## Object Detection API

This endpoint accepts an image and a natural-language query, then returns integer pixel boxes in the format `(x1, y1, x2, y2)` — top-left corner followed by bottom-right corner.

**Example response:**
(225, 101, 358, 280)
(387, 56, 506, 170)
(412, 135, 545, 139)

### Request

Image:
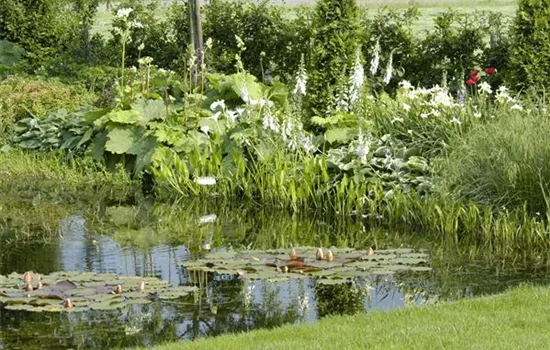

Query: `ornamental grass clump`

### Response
(440, 105, 550, 215)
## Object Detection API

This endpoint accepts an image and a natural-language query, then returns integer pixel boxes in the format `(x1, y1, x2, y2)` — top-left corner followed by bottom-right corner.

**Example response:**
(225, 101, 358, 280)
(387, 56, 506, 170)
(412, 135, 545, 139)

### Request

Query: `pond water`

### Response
(2, 194, 550, 349)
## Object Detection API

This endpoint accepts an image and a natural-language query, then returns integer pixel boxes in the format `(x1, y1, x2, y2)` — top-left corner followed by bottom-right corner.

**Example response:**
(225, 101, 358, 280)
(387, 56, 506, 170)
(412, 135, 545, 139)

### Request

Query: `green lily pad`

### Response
(182, 247, 431, 284)
(0, 271, 198, 312)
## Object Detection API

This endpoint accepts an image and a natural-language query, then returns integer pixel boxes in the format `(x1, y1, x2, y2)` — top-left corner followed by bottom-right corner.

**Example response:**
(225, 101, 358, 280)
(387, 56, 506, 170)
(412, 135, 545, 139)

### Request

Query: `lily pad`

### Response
(0, 271, 198, 312)
(182, 247, 431, 285)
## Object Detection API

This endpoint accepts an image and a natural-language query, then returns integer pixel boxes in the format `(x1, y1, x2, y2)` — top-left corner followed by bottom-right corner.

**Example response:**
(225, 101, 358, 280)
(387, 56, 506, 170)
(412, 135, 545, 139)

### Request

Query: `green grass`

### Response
(0, 149, 137, 201)
(131, 284, 550, 350)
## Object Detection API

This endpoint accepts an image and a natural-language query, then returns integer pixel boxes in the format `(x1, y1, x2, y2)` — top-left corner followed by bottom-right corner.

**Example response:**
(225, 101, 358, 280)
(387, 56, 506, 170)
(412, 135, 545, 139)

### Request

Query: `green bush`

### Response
(0, 0, 75, 68)
(202, 0, 311, 81)
(361, 7, 419, 92)
(0, 75, 97, 139)
(509, 0, 550, 92)
(440, 109, 550, 215)
(306, 0, 361, 129)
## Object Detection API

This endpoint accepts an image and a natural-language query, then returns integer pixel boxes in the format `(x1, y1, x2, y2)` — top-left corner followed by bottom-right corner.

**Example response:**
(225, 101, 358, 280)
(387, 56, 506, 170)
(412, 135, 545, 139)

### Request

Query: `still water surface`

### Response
(1, 196, 550, 349)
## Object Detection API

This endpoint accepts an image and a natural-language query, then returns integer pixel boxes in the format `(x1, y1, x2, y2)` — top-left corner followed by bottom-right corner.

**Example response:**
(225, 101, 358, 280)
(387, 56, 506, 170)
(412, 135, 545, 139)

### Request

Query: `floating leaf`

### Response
(0, 272, 198, 312)
(181, 247, 431, 284)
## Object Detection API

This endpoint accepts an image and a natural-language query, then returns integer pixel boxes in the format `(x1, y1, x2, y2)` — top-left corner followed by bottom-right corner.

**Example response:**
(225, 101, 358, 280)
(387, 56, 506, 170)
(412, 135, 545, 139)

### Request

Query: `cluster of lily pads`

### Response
(0, 271, 197, 312)
(182, 247, 431, 285)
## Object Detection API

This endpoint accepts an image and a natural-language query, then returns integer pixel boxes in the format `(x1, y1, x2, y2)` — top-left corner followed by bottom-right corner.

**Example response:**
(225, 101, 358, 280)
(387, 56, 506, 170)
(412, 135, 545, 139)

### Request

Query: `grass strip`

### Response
(132, 284, 550, 350)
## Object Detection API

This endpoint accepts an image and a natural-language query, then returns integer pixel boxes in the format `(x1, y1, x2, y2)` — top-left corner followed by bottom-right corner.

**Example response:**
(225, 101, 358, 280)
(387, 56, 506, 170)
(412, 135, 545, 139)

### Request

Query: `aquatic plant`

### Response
(0, 271, 197, 312)
(182, 247, 430, 285)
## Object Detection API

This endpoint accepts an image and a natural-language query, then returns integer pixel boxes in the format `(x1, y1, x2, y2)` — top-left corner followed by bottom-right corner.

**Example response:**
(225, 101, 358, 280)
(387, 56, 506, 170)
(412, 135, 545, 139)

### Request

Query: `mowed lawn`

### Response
(129, 284, 550, 350)
(93, 0, 519, 36)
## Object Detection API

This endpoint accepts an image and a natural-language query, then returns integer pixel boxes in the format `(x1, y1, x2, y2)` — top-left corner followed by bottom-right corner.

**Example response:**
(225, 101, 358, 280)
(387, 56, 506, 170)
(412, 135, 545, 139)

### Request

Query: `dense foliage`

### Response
(2, 0, 550, 251)
(510, 0, 550, 92)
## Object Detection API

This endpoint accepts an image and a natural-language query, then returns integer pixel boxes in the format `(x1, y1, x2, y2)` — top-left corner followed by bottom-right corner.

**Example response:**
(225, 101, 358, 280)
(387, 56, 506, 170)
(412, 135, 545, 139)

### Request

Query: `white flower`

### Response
(399, 80, 413, 91)
(370, 40, 380, 76)
(299, 132, 316, 153)
(293, 54, 308, 97)
(211, 111, 222, 121)
(199, 214, 217, 224)
(195, 176, 216, 186)
(451, 116, 461, 125)
(511, 104, 523, 111)
(210, 100, 226, 111)
(402, 103, 411, 112)
(138, 56, 153, 65)
(116, 8, 133, 19)
(227, 110, 239, 123)
(431, 109, 440, 117)
(420, 113, 429, 119)
(200, 125, 210, 134)
(236, 108, 245, 116)
(138, 43, 145, 51)
(130, 21, 143, 29)
(495, 85, 514, 104)
(474, 112, 482, 118)
(383, 51, 394, 85)
(478, 81, 493, 95)
(349, 48, 364, 105)
(262, 108, 280, 133)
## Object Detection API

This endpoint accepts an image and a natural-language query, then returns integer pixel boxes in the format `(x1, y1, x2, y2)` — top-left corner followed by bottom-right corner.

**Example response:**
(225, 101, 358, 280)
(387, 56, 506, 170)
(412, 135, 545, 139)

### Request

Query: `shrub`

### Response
(201, 0, 311, 81)
(306, 0, 361, 129)
(0, 0, 75, 68)
(440, 109, 550, 215)
(361, 7, 419, 92)
(0, 75, 97, 139)
(509, 0, 550, 92)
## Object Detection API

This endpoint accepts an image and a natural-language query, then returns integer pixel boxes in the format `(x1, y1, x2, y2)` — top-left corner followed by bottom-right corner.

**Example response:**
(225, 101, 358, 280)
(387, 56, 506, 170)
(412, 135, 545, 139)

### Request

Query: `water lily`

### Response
(316, 248, 324, 260)
(195, 177, 216, 186)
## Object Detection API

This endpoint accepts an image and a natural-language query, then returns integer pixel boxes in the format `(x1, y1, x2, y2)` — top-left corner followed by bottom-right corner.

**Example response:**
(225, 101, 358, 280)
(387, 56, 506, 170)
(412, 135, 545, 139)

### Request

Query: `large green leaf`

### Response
(105, 126, 144, 155)
(107, 110, 141, 125)
(325, 127, 354, 144)
(132, 99, 166, 125)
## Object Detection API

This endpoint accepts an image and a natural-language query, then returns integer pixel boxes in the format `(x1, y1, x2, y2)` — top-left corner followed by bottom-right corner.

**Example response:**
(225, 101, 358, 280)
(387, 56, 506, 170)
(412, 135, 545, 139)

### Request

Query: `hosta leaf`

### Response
(91, 131, 107, 161)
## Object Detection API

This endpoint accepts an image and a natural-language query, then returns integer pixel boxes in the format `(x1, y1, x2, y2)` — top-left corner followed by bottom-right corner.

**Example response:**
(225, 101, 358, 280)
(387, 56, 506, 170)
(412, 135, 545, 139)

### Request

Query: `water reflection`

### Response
(2, 197, 550, 349)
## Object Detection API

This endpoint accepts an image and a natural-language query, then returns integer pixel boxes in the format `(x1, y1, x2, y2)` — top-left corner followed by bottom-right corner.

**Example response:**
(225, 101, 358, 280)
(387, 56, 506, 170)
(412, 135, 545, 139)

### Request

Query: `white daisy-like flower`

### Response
(402, 103, 411, 112)
(451, 116, 461, 125)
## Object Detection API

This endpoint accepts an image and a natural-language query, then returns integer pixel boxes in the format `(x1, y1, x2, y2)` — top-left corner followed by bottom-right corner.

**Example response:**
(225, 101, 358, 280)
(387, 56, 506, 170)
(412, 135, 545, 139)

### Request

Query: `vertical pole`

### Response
(189, 0, 204, 84)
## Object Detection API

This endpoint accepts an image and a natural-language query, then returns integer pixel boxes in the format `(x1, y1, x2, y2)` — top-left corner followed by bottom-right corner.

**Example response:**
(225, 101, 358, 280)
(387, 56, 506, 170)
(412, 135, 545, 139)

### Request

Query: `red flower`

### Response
(485, 67, 497, 75)
(469, 69, 480, 78)
(466, 79, 476, 87)
(472, 75, 480, 83)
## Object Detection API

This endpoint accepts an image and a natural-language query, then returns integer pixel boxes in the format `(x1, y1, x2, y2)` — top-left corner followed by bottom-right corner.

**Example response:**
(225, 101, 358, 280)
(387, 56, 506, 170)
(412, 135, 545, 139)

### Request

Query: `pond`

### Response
(1, 194, 550, 349)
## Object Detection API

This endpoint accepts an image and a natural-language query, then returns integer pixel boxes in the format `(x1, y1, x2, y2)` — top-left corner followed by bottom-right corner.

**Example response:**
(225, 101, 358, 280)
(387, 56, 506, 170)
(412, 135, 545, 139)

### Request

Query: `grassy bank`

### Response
(131, 284, 550, 350)
(0, 149, 137, 201)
